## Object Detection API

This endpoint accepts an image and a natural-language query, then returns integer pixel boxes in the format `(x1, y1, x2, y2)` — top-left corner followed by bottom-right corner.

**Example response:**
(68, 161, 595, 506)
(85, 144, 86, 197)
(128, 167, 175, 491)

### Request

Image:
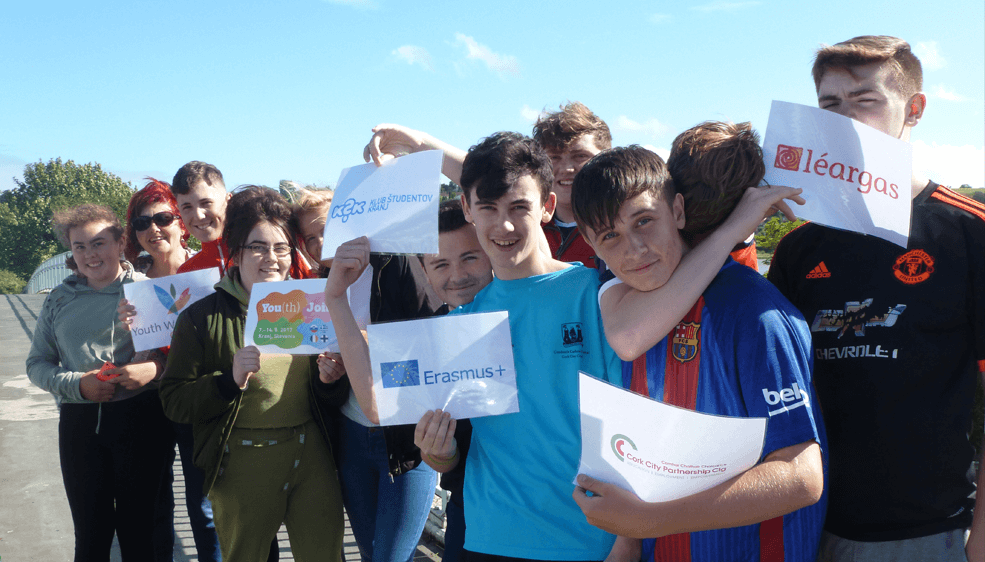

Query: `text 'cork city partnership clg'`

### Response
(610, 434, 728, 477)
(381, 359, 509, 389)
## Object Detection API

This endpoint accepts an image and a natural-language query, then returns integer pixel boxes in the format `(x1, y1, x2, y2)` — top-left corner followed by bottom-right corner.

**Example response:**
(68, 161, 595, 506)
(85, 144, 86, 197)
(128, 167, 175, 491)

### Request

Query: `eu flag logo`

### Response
(381, 360, 420, 388)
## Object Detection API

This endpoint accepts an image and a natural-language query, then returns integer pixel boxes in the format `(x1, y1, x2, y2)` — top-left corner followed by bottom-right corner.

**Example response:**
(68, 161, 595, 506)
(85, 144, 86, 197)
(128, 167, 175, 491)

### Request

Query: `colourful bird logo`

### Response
(155, 284, 192, 315)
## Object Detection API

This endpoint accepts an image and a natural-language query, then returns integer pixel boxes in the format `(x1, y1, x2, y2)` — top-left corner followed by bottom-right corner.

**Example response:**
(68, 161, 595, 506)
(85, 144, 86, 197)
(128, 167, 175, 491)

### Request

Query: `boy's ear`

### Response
(541, 192, 557, 224)
(460, 193, 473, 223)
(905, 92, 926, 127)
(673, 193, 686, 230)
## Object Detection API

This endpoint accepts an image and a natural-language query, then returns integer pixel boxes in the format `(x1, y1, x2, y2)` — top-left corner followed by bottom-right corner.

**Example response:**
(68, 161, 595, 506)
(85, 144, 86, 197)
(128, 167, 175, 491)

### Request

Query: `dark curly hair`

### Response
(460, 132, 553, 205)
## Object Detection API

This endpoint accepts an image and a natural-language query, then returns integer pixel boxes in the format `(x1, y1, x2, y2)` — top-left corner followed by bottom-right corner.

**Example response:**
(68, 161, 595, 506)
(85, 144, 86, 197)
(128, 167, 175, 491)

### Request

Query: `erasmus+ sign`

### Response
(369, 311, 519, 426)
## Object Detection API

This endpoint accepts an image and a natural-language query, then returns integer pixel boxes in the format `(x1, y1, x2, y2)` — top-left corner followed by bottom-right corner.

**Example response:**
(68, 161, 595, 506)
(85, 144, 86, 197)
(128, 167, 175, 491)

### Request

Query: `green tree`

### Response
(0, 158, 133, 280)
(755, 215, 805, 254)
(0, 269, 27, 294)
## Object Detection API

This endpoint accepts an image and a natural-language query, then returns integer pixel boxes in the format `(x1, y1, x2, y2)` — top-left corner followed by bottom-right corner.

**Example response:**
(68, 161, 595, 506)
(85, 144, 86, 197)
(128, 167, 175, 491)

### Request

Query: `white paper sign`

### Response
(321, 150, 442, 259)
(762, 100, 912, 247)
(124, 268, 221, 352)
(577, 372, 767, 502)
(368, 311, 518, 426)
(243, 268, 371, 355)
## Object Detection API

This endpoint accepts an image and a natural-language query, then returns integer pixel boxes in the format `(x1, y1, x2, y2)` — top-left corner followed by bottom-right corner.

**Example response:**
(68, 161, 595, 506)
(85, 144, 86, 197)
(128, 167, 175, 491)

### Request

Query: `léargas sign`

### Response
(762, 101, 913, 248)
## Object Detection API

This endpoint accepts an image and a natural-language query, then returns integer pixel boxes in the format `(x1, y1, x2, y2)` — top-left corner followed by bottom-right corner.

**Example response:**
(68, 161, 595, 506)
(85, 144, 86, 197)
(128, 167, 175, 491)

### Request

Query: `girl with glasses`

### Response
(161, 186, 347, 561)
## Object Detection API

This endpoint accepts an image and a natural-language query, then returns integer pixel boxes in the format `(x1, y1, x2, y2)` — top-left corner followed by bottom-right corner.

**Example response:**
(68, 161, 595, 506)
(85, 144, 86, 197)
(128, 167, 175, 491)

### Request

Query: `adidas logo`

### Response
(806, 262, 831, 279)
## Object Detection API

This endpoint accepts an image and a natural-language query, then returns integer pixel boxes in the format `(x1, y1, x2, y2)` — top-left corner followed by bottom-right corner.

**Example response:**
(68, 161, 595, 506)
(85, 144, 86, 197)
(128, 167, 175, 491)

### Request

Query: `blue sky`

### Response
(2, 0, 983, 193)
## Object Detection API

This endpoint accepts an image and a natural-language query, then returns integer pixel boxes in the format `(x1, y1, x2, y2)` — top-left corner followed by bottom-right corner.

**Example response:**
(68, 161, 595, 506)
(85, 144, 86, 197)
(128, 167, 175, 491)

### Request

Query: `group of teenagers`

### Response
(26, 34, 984, 562)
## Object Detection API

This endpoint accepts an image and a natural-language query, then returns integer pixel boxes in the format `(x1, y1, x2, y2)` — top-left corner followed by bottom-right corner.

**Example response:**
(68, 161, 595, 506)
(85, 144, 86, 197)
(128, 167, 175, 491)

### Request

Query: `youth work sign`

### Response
(368, 311, 518, 426)
(577, 373, 766, 502)
(244, 269, 371, 355)
(762, 100, 912, 247)
(321, 150, 441, 260)
(124, 268, 221, 352)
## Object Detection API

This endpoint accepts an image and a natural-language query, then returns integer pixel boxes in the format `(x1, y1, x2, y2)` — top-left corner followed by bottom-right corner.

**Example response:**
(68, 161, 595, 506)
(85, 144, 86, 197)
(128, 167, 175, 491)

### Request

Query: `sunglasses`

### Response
(131, 211, 177, 232)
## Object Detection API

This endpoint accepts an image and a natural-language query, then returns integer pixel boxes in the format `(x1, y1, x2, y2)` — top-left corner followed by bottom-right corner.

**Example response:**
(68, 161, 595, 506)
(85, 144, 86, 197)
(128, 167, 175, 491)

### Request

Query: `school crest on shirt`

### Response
(671, 321, 700, 363)
(561, 323, 584, 347)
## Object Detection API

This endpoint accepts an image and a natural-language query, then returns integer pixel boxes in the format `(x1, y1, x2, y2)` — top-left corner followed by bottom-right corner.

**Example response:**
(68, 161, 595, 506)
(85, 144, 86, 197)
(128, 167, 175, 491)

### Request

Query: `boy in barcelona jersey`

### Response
(570, 129, 826, 561)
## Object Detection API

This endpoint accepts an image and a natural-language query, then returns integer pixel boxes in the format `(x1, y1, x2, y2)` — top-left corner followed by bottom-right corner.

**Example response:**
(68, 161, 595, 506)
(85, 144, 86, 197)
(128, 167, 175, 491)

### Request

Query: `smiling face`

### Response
(545, 134, 604, 222)
(175, 180, 228, 243)
(422, 225, 494, 307)
(462, 174, 556, 281)
(583, 191, 687, 292)
(69, 220, 125, 290)
(297, 208, 328, 266)
(817, 62, 921, 141)
(236, 220, 293, 294)
(135, 201, 183, 260)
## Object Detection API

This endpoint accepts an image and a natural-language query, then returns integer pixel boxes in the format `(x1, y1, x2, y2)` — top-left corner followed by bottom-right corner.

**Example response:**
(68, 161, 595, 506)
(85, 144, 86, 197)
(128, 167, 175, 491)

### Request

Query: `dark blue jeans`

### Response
(173, 422, 222, 562)
(338, 415, 437, 562)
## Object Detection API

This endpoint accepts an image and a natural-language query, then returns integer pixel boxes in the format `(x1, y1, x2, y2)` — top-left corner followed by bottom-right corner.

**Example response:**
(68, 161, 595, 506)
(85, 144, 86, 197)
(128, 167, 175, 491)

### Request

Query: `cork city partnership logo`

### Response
(893, 249, 934, 285)
(382, 360, 421, 388)
(610, 434, 637, 462)
(331, 198, 366, 223)
(772, 144, 901, 199)
(773, 144, 804, 171)
(672, 321, 700, 363)
(562, 322, 584, 347)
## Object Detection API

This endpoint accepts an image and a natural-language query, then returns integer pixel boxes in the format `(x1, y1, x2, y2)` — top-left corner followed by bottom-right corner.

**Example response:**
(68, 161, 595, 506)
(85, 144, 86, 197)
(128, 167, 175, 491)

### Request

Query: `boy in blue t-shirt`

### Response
(569, 130, 826, 561)
(413, 132, 631, 562)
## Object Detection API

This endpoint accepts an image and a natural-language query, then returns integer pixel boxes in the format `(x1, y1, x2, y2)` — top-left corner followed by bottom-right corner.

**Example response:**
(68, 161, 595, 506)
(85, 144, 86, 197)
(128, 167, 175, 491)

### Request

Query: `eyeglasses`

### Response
(131, 212, 177, 232)
(243, 243, 293, 257)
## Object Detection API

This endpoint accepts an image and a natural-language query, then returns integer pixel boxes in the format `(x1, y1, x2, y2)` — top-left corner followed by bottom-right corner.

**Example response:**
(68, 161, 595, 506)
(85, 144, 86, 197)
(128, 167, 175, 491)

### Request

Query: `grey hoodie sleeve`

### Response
(26, 293, 87, 403)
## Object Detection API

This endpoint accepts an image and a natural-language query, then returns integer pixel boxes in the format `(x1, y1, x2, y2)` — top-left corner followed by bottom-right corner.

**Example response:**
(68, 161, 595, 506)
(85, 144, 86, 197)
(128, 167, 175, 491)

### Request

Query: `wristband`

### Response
(425, 448, 459, 468)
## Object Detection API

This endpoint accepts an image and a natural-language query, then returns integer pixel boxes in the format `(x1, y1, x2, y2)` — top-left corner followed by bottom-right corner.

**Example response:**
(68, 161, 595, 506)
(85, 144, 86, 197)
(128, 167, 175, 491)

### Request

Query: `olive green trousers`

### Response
(210, 420, 343, 562)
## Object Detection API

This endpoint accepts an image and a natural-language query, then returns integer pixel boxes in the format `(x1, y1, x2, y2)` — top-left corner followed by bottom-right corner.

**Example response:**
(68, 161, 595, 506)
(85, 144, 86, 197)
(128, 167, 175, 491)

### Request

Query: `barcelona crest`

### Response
(671, 322, 700, 363)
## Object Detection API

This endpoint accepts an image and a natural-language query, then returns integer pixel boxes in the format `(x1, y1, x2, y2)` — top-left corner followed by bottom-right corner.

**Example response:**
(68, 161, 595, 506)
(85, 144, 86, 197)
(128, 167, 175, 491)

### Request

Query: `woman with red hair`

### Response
(123, 179, 223, 561)
(124, 178, 193, 277)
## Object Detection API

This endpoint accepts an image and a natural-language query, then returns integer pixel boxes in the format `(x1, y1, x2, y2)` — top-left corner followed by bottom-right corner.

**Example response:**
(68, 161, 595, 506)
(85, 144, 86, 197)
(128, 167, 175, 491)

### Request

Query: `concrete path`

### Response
(0, 293, 442, 561)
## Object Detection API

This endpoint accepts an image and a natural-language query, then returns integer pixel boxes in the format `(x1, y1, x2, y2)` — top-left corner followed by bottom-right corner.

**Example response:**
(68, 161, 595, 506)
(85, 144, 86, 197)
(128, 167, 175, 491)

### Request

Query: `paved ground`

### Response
(0, 293, 443, 561)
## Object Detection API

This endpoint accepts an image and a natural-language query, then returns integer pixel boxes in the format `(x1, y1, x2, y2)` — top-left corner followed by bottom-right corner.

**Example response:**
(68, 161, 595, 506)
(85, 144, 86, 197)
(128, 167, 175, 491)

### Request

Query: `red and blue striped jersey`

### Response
(602, 259, 828, 561)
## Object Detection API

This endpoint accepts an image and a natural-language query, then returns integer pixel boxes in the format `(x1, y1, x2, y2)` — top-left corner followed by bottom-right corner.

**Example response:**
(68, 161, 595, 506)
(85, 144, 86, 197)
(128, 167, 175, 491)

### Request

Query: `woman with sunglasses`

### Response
(122, 179, 226, 562)
(27, 203, 175, 561)
(123, 178, 193, 277)
(160, 186, 347, 561)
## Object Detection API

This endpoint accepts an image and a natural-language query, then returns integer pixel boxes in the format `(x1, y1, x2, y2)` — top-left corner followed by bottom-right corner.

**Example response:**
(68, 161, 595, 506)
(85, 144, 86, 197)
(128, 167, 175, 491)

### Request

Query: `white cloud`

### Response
(690, 1, 760, 13)
(454, 33, 520, 79)
(650, 13, 672, 23)
(642, 145, 671, 160)
(520, 104, 544, 123)
(914, 41, 945, 71)
(392, 45, 434, 72)
(912, 140, 984, 188)
(928, 84, 969, 102)
(320, 0, 376, 8)
(614, 115, 671, 139)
